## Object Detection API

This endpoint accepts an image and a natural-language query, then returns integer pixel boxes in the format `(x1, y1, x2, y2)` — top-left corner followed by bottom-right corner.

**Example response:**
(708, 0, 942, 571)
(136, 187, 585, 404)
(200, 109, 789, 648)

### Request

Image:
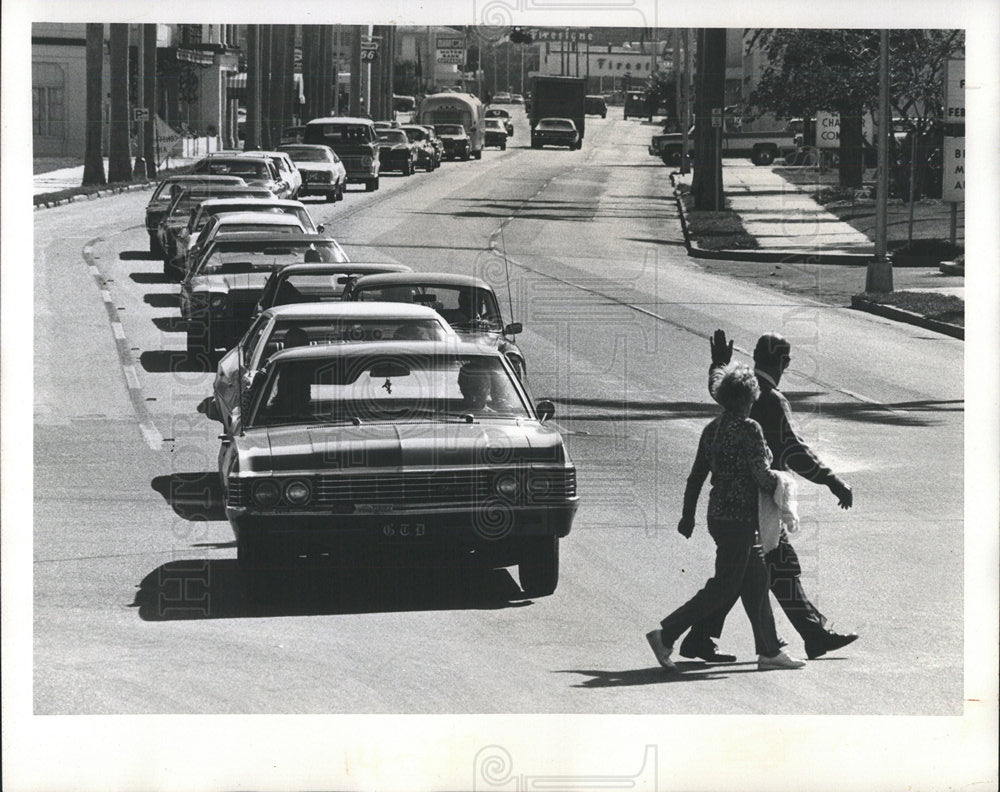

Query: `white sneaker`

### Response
(646, 630, 678, 671)
(758, 650, 806, 670)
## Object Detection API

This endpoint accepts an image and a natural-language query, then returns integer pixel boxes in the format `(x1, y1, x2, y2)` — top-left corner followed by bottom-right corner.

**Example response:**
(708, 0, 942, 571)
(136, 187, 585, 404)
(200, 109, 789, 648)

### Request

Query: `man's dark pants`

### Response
(692, 532, 828, 644)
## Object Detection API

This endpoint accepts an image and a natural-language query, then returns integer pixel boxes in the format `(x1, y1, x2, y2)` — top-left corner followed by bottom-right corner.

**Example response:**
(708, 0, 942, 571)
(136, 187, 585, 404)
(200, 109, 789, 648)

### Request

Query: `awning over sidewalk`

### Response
(227, 72, 305, 104)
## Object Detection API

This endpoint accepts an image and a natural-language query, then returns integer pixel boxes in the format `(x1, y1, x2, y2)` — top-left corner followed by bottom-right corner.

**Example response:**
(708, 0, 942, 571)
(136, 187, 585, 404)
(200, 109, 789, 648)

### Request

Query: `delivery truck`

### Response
(529, 76, 586, 149)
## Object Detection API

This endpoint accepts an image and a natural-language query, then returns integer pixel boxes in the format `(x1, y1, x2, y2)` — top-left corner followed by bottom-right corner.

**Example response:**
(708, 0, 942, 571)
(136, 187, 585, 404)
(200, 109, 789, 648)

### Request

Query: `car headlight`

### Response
(496, 476, 519, 498)
(284, 479, 312, 505)
(209, 294, 227, 310)
(252, 479, 281, 507)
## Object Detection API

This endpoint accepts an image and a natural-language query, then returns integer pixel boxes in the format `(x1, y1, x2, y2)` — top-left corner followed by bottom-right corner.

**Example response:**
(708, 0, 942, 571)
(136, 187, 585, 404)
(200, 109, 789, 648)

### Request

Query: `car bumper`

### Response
(229, 501, 578, 557)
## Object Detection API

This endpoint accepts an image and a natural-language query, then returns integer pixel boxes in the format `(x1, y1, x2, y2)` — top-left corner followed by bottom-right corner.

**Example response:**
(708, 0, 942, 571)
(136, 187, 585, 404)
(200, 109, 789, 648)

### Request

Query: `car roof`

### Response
(267, 338, 498, 365)
(538, 117, 574, 123)
(178, 185, 272, 197)
(209, 232, 339, 246)
(161, 175, 245, 184)
(277, 143, 332, 150)
(351, 272, 491, 289)
(198, 197, 306, 208)
(306, 116, 376, 126)
(210, 212, 305, 225)
(261, 302, 452, 321)
(270, 262, 411, 277)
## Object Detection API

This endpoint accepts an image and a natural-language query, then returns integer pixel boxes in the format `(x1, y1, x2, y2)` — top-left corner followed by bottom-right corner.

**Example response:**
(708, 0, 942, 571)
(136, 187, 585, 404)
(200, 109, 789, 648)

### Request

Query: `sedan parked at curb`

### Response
(145, 175, 246, 256)
(376, 129, 419, 176)
(276, 144, 348, 202)
(192, 155, 291, 198)
(344, 272, 527, 382)
(209, 302, 454, 433)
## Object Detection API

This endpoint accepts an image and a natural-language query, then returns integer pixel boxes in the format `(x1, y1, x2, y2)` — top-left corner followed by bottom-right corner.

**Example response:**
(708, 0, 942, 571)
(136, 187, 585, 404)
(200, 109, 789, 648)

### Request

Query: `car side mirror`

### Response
(316, 224, 325, 233)
(504, 322, 522, 336)
(536, 399, 555, 422)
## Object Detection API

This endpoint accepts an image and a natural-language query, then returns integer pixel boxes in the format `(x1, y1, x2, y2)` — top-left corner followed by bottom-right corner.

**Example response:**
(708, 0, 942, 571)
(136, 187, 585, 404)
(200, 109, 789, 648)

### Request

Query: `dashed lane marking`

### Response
(83, 236, 164, 450)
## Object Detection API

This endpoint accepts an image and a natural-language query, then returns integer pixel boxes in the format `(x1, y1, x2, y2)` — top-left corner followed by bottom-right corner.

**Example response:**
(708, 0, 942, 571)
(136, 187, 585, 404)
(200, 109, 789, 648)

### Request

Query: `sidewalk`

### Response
(33, 157, 201, 198)
(672, 161, 963, 303)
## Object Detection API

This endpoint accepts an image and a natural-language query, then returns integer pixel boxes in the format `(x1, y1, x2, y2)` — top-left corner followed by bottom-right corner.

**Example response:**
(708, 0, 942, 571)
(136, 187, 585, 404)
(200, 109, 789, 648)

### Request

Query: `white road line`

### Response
(124, 365, 141, 390)
(139, 422, 164, 451)
(100, 289, 113, 303)
(111, 322, 126, 340)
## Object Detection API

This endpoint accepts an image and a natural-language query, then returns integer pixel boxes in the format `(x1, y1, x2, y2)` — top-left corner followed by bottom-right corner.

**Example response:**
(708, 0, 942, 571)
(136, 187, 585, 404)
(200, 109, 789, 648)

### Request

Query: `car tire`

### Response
(325, 189, 337, 202)
(601, 112, 606, 118)
(518, 537, 559, 597)
(500, 142, 506, 151)
(473, 150, 482, 160)
(531, 141, 541, 149)
(337, 183, 345, 201)
(462, 151, 471, 161)
(752, 147, 776, 166)
(237, 534, 278, 602)
(149, 232, 163, 257)
(366, 177, 379, 192)
(662, 149, 682, 167)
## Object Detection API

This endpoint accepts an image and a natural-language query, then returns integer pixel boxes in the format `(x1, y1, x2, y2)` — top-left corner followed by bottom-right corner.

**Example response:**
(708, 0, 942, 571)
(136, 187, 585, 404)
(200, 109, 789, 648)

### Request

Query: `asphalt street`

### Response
(29, 105, 964, 716)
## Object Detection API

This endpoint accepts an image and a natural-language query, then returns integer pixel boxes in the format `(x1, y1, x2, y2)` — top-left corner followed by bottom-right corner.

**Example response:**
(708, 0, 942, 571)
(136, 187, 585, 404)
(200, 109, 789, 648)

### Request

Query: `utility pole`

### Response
(867, 29, 894, 292)
(350, 26, 362, 116)
(246, 24, 261, 150)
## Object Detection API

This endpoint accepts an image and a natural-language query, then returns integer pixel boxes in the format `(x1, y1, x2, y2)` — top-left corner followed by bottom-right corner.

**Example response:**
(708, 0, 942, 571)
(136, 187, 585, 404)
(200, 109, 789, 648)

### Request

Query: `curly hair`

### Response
(715, 363, 760, 414)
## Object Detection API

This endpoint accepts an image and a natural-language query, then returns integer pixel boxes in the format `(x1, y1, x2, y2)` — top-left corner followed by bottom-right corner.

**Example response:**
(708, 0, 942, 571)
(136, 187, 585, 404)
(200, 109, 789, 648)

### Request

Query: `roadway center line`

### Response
(82, 236, 164, 450)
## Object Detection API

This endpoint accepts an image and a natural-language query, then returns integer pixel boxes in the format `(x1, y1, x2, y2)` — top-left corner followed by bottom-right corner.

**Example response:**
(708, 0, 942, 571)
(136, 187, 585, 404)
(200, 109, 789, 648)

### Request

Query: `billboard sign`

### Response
(944, 59, 965, 121)
(941, 137, 965, 202)
(816, 111, 840, 149)
(436, 48, 465, 64)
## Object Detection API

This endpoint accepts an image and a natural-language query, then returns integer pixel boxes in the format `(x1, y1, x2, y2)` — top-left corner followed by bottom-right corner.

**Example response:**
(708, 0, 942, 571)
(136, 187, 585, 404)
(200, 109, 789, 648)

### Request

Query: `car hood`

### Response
(296, 163, 337, 172)
(240, 421, 566, 473)
(438, 134, 468, 141)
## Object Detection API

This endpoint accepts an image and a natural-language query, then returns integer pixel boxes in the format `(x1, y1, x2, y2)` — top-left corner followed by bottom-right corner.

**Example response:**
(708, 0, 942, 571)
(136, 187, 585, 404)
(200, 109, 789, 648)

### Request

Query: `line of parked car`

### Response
(142, 146, 579, 602)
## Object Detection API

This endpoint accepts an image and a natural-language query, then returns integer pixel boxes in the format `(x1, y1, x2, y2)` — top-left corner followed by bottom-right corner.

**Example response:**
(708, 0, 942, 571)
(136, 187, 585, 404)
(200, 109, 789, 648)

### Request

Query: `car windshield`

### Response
(250, 352, 529, 427)
(401, 128, 426, 141)
(262, 267, 403, 307)
(167, 189, 263, 218)
(254, 318, 449, 365)
(377, 130, 409, 145)
(434, 124, 465, 136)
(538, 119, 574, 130)
(352, 284, 503, 331)
(151, 177, 244, 203)
(307, 123, 374, 143)
(486, 109, 509, 118)
(198, 204, 310, 229)
(281, 147, 334, 162)
(196, 241, 348, 276)
(194, 159, 272, 179)
(485, 120, 504, 129)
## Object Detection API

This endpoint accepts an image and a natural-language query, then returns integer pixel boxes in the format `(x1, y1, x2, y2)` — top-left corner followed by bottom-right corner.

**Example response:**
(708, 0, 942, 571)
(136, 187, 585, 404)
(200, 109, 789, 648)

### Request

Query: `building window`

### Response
(32, 62, 66, 137)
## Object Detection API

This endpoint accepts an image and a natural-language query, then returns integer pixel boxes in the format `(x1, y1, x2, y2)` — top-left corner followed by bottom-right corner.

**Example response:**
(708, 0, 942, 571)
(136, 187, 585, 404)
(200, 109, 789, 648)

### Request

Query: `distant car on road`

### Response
(585, 94, 608, 118)
(145, 175, 246, 256)
(219, 340, 577, 599)
(531, 118, 580, 150)
(485, 107, 514, 136)
(483, 118, 508, 150)
(433, 123, 471, 161)
(277, 144, 348, 202)
(192, 155, 291, 198)
(302, 117, 381, 192)
(492, 92, 512, 104)
(398, 125, 441, 171)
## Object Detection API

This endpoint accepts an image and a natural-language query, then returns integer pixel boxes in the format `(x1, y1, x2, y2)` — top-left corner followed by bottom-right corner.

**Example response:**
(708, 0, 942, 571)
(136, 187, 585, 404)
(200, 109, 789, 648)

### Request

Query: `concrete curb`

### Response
(850, 297, 964, 340)
(669, 172, 871, 265)
(34, 180, 154, 210)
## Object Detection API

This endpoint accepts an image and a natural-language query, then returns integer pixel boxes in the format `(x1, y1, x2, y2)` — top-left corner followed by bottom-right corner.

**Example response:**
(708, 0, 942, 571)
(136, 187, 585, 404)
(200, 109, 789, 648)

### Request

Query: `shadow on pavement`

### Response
(151, 316, 186, 333)
(151, 472, 226, 521)
(131, 271, 173, 285)
(143, 293, 180, 308)
(552, 395, 962, 428)
(120, 250, 159, 261)
(139, 349, 213, 374)
(555, 662, 761, 687)
(131, 556, 531, 620)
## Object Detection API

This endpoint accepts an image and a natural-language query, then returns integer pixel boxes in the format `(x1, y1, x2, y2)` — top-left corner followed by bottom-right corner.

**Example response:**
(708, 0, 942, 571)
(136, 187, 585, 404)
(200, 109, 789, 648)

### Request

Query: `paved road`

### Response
(29, 105, 963, 717)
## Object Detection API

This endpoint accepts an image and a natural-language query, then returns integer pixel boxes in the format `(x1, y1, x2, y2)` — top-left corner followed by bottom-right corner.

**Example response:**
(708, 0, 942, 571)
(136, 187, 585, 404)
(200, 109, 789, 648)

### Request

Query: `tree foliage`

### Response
(744, 29, 965, 189)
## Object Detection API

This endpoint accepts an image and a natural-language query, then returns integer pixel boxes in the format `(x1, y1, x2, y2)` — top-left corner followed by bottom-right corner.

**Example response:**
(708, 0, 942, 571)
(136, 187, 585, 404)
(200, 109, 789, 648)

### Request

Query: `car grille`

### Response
(227, 468, 576, 509)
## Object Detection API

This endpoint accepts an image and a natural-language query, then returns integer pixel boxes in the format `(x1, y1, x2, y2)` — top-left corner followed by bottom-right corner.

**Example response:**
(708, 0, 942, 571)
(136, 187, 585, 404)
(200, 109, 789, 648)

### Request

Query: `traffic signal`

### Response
(509, 27, 533, 44)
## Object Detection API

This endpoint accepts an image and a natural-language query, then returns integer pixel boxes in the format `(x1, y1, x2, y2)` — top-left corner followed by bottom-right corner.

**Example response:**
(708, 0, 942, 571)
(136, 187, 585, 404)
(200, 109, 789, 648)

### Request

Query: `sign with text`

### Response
(944, 59, 965, 121)
(133, 107, 150, 122)
(436, 48, 465, 64)
(816, 111, 840, 148)
(361, 49, 377, 63)
(941, 136, 965, 202)
(531, 29, 595, 42)
(436, 35, 464, 50)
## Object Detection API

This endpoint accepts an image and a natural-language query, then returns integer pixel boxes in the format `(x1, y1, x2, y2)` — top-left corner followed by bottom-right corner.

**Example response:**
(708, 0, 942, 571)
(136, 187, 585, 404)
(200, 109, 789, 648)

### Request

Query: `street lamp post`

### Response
(867, 28, 894, 292)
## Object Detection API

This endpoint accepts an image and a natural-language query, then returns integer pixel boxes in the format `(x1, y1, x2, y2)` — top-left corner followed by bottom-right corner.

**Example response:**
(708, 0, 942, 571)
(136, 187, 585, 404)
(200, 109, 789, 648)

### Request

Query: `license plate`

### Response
(379, 522, 428, 541)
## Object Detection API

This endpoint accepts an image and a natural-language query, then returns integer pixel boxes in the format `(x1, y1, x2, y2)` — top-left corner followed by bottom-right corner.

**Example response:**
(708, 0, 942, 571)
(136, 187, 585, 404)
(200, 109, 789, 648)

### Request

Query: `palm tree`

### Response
(82, 23, 106, 186)
(108, 23, 132, 183)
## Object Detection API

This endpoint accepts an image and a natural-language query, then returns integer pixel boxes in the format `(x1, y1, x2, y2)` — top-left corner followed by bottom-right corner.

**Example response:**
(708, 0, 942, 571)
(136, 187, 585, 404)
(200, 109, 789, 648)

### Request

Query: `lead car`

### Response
(220, 340, 579, 599)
